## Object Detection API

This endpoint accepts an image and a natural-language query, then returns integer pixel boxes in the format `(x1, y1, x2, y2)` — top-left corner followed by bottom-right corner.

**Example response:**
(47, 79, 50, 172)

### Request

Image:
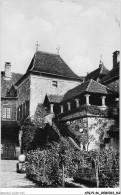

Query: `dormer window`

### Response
(52, 80, 58, 87)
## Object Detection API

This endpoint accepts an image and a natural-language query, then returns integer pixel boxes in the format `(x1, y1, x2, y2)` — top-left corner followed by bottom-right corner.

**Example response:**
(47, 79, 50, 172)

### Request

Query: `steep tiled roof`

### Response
(1, 72, 23, 97)
(26, 51, 81, 80)
(85, 65, 109, 82)
(46, 94, 64, 103)
(61, 79, 114, 102)
(100, 64, 119, 84)
(106, 82, 119, 93)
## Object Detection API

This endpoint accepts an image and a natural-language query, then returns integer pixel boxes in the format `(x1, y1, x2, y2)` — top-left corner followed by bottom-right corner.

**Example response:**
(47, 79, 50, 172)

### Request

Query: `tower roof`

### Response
(26, 51, 81, 81)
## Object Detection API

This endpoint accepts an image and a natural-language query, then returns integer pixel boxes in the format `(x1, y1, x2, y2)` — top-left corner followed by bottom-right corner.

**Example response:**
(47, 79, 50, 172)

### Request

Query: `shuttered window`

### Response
(17, 100, 30, 120)
(26, 100, 30, 117)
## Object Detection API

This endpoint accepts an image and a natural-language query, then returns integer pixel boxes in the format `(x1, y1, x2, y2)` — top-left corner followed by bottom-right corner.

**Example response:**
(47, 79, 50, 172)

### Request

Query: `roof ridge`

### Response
(36, 50, 58, 56)
(100, 64, 104, 74)
(86, 79, 93, 91)
(100, 64, 109, 74)
(93, 79, 107, 88)
(31, 53, 36, 71)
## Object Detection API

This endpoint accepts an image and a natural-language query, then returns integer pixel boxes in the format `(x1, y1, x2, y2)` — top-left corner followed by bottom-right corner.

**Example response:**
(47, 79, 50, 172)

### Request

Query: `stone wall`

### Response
(65, 118, 88, 150)
(110, 137, 119, 151)
(17, 76, 30, 106)
(62, 116, 114, 151)
(87, 117, 114, 151)
(30, 74, 80, 117)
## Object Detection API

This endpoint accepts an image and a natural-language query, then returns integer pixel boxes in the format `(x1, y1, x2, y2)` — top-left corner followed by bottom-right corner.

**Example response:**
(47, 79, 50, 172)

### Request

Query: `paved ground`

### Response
(1, 160, 39, 188)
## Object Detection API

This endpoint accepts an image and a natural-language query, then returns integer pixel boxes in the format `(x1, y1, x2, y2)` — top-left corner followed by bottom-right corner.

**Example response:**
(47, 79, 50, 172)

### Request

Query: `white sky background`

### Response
(0, 0, 120, 76)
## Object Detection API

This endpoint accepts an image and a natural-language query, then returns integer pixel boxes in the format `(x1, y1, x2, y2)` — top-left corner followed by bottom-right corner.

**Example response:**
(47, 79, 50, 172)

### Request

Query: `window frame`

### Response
(3, 107, 11, 119)
(52, 80, 58, 87)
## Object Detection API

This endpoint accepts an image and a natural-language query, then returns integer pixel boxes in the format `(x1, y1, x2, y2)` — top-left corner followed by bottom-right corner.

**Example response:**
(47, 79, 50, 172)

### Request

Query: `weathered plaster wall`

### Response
(65, 118, 88, 150)
(30, 75, 80, 117)
(63, 116, 115, 151)
(87, 117, 114, 151)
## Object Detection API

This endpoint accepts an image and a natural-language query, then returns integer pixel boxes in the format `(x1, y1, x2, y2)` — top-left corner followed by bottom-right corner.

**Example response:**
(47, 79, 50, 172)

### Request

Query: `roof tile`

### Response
(100, 64, 119, 84)
(85, 65, 109, 82)
(61, 79, 114, 102)
(26, 51, 81, 80)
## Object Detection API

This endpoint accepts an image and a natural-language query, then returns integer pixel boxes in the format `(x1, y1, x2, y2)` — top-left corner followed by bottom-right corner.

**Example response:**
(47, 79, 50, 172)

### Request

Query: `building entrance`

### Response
(1, 139, 17, 159)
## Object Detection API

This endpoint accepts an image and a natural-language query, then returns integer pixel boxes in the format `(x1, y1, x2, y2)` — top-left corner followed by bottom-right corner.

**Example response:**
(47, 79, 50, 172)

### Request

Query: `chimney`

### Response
(113, 51, 120, 69)
(5, 62, 11, 80)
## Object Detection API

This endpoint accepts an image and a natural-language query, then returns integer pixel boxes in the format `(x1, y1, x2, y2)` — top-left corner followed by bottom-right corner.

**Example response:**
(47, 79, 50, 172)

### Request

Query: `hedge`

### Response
(25, 140, 119, 187)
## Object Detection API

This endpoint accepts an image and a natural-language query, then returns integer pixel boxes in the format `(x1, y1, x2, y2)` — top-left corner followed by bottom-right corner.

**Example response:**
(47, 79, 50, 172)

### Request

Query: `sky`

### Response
(0, 0, 120, 76)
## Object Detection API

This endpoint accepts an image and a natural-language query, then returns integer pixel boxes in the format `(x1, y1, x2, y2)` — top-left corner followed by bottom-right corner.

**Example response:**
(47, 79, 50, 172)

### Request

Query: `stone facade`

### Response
(60, 116, 114, 151)
(87, 117, 114, 151)
(29, 74, 80, 117)
(65, 118, 88, 150)
(17, 76, 30, 106)
(110, 137, 119, 151)
(1, 50, 119, 157)
(16, 75, 80, 119)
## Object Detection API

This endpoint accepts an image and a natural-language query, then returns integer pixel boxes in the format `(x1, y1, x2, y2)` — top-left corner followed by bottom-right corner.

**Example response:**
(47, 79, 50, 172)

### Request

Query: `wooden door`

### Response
(1, 140, 16, 159)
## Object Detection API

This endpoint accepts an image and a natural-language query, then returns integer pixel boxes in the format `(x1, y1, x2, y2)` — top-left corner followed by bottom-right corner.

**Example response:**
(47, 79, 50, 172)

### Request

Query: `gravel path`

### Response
(1, 160, 39, 188)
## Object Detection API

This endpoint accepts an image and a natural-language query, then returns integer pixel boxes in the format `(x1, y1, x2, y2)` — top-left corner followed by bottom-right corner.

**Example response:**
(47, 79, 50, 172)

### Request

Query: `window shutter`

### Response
(23, 103, 25, 117)
(20, 105, 22, 119)
(11, 106, 16, 120)
(17, 107, 19, 120)
(26, 100, 30, 117)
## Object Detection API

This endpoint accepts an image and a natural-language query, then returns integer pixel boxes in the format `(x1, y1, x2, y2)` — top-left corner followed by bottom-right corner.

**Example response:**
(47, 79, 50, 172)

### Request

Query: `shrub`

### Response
(73, 149, 119, 188)
(26, 138, 81, 187)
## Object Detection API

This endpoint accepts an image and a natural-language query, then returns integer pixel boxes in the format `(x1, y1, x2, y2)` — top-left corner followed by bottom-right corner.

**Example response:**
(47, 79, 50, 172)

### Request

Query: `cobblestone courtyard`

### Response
(1, 160, 38, 188)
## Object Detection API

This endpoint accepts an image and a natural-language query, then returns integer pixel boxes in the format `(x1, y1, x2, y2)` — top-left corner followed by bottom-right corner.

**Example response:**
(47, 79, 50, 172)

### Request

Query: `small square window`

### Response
(52, 80, 58, 87)
(104, 138, 110, 144)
